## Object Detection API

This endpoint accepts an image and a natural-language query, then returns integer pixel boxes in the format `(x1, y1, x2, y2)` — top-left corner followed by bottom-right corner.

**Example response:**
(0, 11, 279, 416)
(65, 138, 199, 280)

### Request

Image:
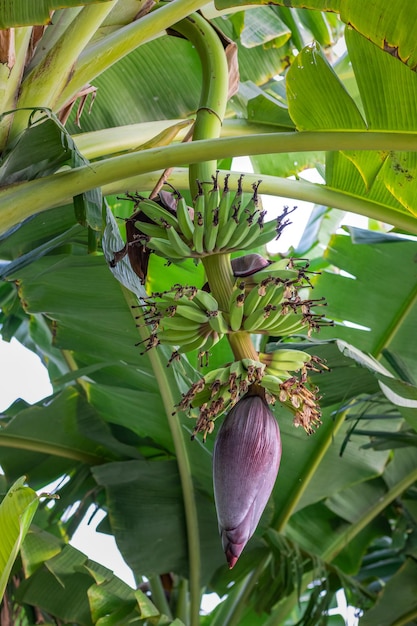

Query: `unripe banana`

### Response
(192, 186, 205, 254)
(158, 328, 200, 344)
(243, 307, 275, 332)
(208, 310, 229, 335)
(193, 212, 204, 255)
(134, 221, 168, 240)
(228, 282, 246, 332)
(261, 348, 312, 367)
(234, 221, 263, 251)
(249, 265, 299, 286)
(192, 289, 219, 313)
(259, 373, 285, 395)
(204, 175, 220, 253)
(253, 218, 281, 247)
(227, 182, 262, 250)
(176, 195, 194, 241)
(138, 198, 179, 229)
(214, 174, 244, 250)
(159, 315, 201, 332)
(175, 303, 209, 324)
(166, 225, 194, 258)
(264, 313, 307, 336)
(216, 175, 232, 240)
(192, 366, 232, 406)
(146, 237, 185, 260)
(178, 332, 210, 354)
(215, 216, 239, 251)
(242, 282, 267, 318)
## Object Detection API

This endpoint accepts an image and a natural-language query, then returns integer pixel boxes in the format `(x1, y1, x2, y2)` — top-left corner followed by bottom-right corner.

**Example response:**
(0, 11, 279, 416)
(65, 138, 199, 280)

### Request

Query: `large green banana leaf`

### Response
(0, 477, 40, 600)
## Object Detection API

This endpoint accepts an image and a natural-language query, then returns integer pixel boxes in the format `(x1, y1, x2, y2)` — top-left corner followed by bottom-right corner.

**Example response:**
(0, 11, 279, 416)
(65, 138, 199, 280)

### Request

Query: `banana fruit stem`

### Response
(228, 332, 260, 362)
(202, 253, 260, 362)
(202, 252, 234, 311)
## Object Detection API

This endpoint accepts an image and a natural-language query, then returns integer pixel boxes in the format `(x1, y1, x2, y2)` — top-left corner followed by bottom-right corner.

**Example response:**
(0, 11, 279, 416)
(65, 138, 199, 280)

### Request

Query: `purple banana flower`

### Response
(213, 393, 282, 568)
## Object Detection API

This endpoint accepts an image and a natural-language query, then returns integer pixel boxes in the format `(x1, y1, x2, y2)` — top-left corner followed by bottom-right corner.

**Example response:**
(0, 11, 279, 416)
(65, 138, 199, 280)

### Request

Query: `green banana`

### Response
(192, 186, 205, 254)
(134, 221, 168, 240)
(243, 307, 273, 333)
(215, 214, 239, 251)
(192, 289, 219, 313)
(214, 175, 244, 250)
(158, 328, 200, 344)
(201, 330, 221, 352)
(176, 195, 194, 241)
(228, 214, 254, 250)
(175, 303, 209, 324)
(193, 212, 205, 255)
(249, 263, 299, 285)
(241, 358, 265, 380)
(228, 282, 246, 332)
(166, 225, 194, 258)
(265, 313, 308, 336)
(252, 218, 281, 247)
(208, 310, 229, 335)
(242, 282, 267, 318)
(259, 373, 285, 396)
(203, 365, 231, 388)
(146, 237, 185, 260)
(216, 175, 232, 238)
(258, 280, 283, 310)
(228, 174, 244, 222)
(138, 198, 179, 229)
(261, 348, 312, 367)
(228, 359, 245, 377)
(228, 186, 261, 249)
(179, 333, 210, 352)
(234, 221, 263, 251)
(192, 365, 232, 406)
(179, 332, 212, 354)
(204, 176, 220, 253)
(159, 316, 201, 332)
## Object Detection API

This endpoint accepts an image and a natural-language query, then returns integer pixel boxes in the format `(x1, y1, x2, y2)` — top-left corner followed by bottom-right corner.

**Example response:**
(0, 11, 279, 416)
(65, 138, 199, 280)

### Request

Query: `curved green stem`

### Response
(172, 13, 229, 192)
(73, 119, 281, 161)
(57, 0, 211, 111)
(2, 132, 417, 234)
(121, 285, 201, 626)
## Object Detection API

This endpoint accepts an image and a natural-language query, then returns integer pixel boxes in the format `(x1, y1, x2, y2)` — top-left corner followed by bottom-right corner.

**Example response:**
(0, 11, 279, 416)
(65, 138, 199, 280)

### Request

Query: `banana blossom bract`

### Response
(213, 394, 281, 568)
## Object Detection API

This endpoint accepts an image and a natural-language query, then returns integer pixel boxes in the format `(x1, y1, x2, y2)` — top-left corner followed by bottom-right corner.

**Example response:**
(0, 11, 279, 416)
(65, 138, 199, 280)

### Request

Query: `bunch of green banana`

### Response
(260, 348, 312, 377)
(139, 286, 228, 355)
(225, 258, 329, 337)
(128, 175, 286, 262)
(211, 177, 282, 254)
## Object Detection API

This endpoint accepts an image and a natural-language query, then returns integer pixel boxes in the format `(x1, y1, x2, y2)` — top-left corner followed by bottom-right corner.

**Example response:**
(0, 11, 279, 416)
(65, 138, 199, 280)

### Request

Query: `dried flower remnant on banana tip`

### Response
(213, 392, 282, 569)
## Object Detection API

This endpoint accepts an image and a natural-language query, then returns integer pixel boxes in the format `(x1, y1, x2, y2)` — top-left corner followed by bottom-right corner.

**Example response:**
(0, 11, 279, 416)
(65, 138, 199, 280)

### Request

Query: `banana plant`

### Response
(1, 0, 417, 624)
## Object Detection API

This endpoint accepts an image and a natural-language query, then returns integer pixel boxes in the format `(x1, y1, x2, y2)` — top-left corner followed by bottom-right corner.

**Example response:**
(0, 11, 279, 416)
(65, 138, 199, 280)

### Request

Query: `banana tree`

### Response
(1, 0, 417, 624)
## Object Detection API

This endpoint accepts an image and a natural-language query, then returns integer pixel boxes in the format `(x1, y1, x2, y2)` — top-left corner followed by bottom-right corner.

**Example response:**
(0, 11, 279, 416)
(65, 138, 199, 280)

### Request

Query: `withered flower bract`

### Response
(213, 393, 281, 568)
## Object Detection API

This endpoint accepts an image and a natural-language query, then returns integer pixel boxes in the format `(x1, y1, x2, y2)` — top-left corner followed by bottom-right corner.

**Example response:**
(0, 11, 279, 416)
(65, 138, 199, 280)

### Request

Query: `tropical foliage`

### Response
(0, 0, 417, 625)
